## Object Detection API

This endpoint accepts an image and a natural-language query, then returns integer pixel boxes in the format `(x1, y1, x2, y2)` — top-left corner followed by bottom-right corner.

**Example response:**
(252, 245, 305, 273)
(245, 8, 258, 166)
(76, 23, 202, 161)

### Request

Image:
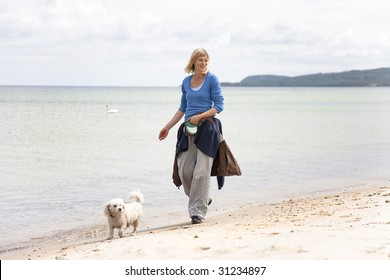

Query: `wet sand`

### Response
(2, 185, 390, 260)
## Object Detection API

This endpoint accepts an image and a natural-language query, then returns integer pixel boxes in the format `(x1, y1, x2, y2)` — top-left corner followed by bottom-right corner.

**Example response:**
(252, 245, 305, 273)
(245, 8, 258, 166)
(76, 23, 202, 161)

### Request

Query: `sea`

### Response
(1, 86, 390, 255)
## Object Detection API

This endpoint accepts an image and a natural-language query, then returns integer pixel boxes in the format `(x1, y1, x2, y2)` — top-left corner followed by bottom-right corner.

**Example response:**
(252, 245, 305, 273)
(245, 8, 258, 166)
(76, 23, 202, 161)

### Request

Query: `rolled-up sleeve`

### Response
(179, 84, 187, 113)
(211, 75, 224, 113)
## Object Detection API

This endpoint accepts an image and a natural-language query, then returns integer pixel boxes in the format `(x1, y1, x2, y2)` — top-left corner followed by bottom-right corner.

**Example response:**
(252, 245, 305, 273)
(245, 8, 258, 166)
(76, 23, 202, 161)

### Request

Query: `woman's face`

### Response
(194, 55, 208, 73)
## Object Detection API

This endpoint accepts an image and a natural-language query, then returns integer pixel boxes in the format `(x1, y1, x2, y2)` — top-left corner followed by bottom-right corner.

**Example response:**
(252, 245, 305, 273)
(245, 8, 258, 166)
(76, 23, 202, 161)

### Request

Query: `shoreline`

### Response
(2, 185, 390, 260)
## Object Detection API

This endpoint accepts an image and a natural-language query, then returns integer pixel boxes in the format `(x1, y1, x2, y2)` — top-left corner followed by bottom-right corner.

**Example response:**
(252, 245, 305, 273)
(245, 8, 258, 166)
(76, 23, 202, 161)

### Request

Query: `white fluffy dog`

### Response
(104, 190, 144, 239)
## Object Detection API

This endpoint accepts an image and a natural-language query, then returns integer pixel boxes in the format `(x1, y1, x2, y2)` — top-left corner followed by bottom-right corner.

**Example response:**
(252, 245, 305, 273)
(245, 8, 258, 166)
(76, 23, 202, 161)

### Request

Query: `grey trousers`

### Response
(177, 135, 214, 219)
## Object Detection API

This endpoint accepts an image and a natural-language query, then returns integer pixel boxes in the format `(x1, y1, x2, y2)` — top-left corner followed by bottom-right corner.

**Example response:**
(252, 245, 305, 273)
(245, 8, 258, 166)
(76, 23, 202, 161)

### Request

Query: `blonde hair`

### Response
(184, 48, 209, 74)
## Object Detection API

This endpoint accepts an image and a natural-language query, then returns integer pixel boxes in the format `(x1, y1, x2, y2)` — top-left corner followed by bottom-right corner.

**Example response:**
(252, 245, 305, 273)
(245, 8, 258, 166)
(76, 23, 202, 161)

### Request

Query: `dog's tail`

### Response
(129, 190, 144, 204)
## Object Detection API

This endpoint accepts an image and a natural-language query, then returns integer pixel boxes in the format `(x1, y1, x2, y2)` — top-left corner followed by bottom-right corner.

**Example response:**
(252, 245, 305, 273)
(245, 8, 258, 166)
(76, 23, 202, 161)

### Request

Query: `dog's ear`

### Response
(104, 203, 110, 216)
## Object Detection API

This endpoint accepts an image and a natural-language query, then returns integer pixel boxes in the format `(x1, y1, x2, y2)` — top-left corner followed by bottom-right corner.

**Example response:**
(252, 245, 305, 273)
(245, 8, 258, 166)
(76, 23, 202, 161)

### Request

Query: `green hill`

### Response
(221, 68, 390, 87)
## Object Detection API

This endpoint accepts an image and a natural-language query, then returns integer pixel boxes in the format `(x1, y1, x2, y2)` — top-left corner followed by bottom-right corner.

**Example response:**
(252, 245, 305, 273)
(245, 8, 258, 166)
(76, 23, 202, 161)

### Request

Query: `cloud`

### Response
(1, 0, 390, 85)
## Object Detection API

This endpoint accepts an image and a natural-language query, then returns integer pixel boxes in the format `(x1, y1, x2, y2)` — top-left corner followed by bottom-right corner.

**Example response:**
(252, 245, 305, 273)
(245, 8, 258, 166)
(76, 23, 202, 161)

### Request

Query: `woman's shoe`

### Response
(191, 216, 202, 224)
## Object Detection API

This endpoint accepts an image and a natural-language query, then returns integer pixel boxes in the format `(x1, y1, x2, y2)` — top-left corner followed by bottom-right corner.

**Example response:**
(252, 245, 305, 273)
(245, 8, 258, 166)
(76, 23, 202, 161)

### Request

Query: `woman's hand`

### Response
(189, 108, 218, 125)
(158, 127, 169, 140)
(189, 115, 202, 125)
(158, 110, 185, 141)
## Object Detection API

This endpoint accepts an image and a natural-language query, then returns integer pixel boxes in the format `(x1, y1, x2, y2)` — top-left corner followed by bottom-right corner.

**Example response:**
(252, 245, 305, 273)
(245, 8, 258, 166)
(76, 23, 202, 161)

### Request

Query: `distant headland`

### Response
(221, 67, 390, 87)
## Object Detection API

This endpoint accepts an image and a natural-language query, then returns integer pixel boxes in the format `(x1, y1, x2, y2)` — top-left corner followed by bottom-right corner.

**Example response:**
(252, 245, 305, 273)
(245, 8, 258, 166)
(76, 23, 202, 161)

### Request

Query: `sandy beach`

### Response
(2, 185, 390, 260)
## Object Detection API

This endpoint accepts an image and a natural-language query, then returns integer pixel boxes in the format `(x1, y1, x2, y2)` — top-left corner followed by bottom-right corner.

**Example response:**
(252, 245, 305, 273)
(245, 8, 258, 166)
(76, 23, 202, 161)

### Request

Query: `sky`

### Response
(1, 0, 390, 86)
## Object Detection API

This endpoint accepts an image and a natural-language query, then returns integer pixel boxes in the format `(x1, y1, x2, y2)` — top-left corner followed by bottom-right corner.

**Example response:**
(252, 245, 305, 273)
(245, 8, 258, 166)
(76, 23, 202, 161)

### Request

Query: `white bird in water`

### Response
(106, 104, 119, 113)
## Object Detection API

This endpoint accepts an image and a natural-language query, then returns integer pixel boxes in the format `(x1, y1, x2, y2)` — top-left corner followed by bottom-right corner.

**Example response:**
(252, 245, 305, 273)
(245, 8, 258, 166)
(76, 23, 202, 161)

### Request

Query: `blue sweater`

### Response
(179, 72, 224, 120)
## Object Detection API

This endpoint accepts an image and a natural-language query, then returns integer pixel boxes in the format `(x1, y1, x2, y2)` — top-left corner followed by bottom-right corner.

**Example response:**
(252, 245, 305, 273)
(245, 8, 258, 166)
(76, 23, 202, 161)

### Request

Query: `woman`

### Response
(158, 48, 224, 224)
